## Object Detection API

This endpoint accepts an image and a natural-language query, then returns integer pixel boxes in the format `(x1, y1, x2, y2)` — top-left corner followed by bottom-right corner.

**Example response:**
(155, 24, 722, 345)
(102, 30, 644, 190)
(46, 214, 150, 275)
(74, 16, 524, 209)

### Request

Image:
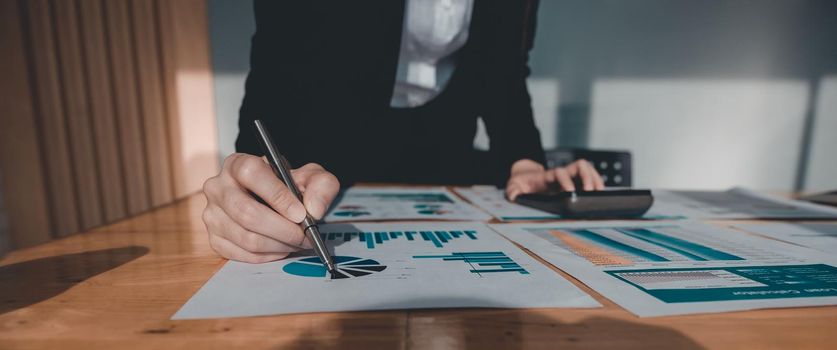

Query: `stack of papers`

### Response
(491, 221, 837, 317)
(647, 188, 837, 220)
(177, 185, 837, 319)
(452, 186, 837, 221)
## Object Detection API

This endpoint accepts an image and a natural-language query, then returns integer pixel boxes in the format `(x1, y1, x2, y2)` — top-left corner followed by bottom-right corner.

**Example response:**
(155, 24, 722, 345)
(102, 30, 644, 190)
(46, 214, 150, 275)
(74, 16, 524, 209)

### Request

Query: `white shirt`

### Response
(390, 0, 474, 108)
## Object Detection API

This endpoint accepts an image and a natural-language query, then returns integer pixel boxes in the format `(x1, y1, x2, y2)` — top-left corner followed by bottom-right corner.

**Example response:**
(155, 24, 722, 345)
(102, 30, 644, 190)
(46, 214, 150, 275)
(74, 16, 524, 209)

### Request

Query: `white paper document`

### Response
(324, 187, 491, 222)
(647, 188, 837, 220)
(732, 222, 837, 253)
(490, 221, 837, 317)
(455, 187, 560, 221)
(173, 222, 599, 319)
(451, 187, 837, 221)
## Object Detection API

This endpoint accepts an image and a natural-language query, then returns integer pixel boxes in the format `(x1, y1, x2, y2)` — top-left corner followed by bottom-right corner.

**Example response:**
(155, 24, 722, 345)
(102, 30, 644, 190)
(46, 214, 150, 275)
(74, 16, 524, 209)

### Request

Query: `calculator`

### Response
(515, 190, 654, 219)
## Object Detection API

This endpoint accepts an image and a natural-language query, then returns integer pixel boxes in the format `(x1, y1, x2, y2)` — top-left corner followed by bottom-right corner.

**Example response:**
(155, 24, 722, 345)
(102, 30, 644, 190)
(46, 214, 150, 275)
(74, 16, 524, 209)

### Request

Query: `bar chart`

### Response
(607, 264, 837, 303)
(538, 226, 747, 266)
(412, 252, 530, 275)
(320, 230, 479, 249)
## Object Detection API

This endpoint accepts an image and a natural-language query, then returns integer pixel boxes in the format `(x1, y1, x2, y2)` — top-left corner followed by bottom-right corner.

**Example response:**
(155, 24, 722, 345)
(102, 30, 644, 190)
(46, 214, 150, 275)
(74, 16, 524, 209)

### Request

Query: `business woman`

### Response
(202, 0, 604, 263)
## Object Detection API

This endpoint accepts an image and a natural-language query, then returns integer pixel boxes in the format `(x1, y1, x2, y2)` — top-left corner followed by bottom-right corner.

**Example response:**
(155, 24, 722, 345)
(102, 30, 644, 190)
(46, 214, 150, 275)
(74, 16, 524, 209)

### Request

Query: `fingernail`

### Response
(288, 202, 306, 223)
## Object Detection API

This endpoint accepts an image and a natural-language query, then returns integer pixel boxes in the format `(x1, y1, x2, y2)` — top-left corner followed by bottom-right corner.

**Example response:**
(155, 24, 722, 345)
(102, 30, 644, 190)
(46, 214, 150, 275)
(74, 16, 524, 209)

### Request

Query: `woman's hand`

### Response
(201, 153, 340, 263)
(505, 159, 605, 201)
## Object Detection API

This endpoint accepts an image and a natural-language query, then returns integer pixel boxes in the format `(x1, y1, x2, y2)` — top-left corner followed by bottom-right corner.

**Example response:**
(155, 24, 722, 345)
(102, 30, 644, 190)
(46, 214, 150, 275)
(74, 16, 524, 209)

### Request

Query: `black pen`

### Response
(253, 119, 336, 275)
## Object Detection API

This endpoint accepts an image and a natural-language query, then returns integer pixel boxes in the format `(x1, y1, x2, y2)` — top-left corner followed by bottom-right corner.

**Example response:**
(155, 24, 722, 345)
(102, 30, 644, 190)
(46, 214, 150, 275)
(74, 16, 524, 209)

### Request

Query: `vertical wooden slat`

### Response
(157, 0, 219, 199)
(0, 0, 53, 247)
(77, 0, 127, 222)
(24, 0, 80, 236)
(52, 0, 104, 230)
(131, 0, 174, 207)
(104, 0, 151, 215)
(2, 0, 218, 249)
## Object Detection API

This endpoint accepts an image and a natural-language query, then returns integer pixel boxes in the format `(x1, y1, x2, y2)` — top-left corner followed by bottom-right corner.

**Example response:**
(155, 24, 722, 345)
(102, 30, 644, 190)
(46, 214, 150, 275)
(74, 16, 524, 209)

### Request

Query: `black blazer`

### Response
(236, 0, 545, 186)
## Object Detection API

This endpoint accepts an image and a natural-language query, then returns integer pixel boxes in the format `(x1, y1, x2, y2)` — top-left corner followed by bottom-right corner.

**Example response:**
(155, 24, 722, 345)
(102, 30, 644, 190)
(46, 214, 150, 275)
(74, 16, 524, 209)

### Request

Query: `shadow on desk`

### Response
(284, 298, 705, 350)
(0, 246, 148, 315)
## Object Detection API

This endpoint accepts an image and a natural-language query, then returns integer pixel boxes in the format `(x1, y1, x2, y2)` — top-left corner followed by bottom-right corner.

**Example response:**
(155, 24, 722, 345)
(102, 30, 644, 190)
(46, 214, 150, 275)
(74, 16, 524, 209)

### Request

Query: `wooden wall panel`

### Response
(131, 0, 174, 207)
(104, 0, 151, 215)
(2, 0, 217, 249)
(77, 0, 127, 223)
(0, 0, 52, 247)
(52, 0, 104, 230)
(23, 0, 81, 236)
(157, 0, 219, 199)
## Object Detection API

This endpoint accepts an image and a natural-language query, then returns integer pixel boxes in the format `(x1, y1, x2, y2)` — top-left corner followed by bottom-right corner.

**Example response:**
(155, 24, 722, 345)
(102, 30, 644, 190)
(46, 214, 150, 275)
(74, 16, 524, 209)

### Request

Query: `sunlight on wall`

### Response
(173, 70, 219, 194)
(588, 79, 809, 190)
(213, 72, 247, 159)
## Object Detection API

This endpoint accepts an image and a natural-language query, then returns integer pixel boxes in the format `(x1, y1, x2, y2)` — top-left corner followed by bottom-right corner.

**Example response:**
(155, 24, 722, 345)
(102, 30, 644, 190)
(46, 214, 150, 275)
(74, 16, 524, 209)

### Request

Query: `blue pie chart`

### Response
(283, 256, 387, 279)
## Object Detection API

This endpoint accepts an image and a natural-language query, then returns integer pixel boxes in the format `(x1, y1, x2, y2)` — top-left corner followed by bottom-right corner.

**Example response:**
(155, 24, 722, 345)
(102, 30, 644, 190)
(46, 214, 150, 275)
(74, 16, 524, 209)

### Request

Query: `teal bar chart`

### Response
(321, 230, 479, 249)
(413, 252, 530, 275)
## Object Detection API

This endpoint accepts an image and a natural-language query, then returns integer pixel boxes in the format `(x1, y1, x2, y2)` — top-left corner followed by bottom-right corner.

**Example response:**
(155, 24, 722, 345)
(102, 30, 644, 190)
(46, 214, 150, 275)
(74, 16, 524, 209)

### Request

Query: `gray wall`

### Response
(209, 0, 254, 163)
(209, 0, 837, 191)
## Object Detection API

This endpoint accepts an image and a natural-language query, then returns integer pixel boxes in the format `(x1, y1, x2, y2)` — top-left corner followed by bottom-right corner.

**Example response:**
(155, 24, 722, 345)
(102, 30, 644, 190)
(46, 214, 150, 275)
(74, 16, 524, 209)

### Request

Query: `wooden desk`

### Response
(1, 193, 835, 349)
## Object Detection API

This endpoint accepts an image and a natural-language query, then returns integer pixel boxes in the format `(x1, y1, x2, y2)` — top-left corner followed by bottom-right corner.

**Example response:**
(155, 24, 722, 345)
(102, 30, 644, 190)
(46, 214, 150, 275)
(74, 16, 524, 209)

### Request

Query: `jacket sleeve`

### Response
(235, 1, 313, 155)
(478, 0, 545, 184)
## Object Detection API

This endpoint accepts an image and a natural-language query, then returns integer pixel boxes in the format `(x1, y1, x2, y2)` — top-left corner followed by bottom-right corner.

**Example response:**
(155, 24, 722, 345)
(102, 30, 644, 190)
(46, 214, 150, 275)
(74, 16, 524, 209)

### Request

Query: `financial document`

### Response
(455, 187, 560, 221)
(173, 222, 599, 319)
(451, 187, 837, 221)
(491, 221, 837, 317)
(648, 188, 837, 220)
(324, 187, 491, 222)
(732, 222, 837, 253)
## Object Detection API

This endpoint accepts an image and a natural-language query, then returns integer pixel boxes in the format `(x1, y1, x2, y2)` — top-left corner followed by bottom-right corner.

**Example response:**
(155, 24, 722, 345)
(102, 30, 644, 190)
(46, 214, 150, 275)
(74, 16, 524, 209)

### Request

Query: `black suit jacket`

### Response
(236, 0, 545, 186)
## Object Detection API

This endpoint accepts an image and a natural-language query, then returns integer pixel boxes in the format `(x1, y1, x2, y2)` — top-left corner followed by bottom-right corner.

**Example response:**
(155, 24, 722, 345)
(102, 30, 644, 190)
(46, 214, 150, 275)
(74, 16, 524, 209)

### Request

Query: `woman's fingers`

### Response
(225, 154, 307, 223)
(552, 167, 576, 192)
(202, 153, 336, 263)
(590, 163, 606, 190)
(292, 163, 341, 219)
(576, 160, 596, 191)
(505, 171, 549, 200)
(217, 188, 309, 248)
(207, 234, 289, 264)
(561, 159, 605, 191)
(204, 205, 306, 253)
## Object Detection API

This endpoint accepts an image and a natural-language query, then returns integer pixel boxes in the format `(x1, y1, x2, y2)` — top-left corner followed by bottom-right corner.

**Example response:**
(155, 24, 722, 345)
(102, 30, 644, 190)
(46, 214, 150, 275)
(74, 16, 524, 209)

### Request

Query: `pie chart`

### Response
(414, 204, 452, 215)
(283, 256, 387, 279)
